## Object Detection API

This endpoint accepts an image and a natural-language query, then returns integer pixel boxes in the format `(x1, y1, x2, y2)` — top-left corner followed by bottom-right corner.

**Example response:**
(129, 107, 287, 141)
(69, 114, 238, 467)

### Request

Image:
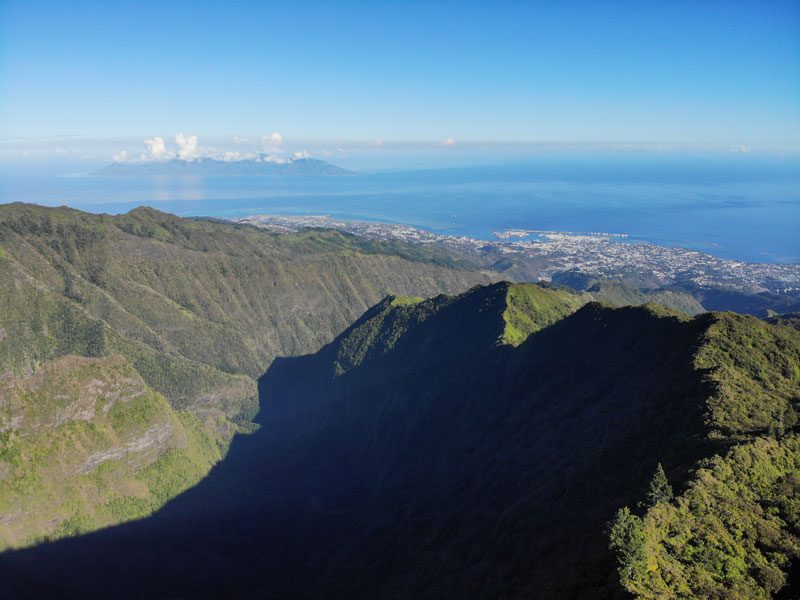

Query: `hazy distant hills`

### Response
(2, 282, 797, 598)
(92, 156, 353, 176)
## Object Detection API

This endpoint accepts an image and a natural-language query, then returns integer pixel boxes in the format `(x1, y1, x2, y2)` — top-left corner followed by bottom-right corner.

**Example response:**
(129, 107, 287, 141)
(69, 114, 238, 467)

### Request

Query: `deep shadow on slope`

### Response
(0, 283, 716, 599)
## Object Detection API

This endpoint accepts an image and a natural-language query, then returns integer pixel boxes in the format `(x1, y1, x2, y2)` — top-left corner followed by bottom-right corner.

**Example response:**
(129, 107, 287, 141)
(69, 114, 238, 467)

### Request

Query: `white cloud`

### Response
(373, 139, 383, 147)
(441, 137, 456, 146)
(261, 132, 284, 154)
(221, 151, 243, 162)
(55, 147, 69, 156)
(731, 144, 751, 153)
(175, 133, 200, 160)
(107, 132, 358, 166)
(264, 154, 290, 164)
(144, 136, 169, 160)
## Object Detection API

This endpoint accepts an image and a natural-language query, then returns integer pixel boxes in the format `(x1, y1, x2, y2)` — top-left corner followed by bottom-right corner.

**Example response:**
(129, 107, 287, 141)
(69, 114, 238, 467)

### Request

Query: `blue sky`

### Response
(1, 0, 798, 163)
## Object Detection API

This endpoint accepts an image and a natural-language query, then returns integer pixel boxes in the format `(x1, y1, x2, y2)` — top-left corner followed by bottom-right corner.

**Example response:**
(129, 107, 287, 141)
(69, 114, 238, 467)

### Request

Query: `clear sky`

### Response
(1, 0, 798, 162)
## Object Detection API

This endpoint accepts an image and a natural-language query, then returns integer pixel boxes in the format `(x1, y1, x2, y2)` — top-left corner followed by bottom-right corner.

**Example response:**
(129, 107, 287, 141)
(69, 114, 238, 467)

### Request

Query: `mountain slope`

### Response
(0, 203, 494, 406)
(0, 202, 495, 545)
(0, 354, 220, 548)
(2, 282, 795, 598)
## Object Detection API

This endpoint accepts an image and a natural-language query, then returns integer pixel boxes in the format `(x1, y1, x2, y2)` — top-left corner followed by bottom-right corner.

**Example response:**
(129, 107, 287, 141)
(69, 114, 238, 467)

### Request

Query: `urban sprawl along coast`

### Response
(235, 214, 800, 295)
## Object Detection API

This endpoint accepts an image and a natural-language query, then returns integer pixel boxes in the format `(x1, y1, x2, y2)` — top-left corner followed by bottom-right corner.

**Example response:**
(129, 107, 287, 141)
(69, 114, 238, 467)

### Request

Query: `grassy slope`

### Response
(0, 354, 220, 549)
(502, 281, 590, 344)
(589, 282, 706, 316)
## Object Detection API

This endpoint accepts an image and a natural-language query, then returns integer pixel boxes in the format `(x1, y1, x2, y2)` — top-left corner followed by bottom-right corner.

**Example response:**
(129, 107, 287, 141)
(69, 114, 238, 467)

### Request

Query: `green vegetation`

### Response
(2, 205, 798, 598)
(1, 280, 798, 598)
(0, 203, 492, 548)
(609, 507, 648, 582)
(508, 267, 709, 315)
(389, 295, 424, 306)
(333, 294, 446, 375)
(646, 463, 673, 507)
(608, 310, 800, 599)
(272, 284, 800, 598)
(334, 282, 588, 376)
(0, 355, 220, 549)
(0, 203, 490, 410)
(696, 312, 800, 439)
(501, 281, 588, 345)
(588, 280, 705, 316)
(614, 437, 800, 599)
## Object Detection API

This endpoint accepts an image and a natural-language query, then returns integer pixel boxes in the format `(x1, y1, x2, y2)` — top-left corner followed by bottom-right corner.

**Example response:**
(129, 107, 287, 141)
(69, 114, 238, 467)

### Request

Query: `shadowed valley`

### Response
(2, 282, 797, 598)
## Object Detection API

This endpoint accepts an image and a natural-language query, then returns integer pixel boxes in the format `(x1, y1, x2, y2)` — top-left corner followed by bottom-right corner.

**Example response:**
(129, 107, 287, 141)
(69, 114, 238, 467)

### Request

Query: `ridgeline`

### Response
(0, 202, 495, 545)
(1, 281, 797, 598)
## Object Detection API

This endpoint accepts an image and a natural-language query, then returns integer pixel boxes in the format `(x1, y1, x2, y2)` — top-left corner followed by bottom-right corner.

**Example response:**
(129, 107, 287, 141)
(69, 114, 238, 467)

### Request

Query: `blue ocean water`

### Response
(1, 155, 798, 264)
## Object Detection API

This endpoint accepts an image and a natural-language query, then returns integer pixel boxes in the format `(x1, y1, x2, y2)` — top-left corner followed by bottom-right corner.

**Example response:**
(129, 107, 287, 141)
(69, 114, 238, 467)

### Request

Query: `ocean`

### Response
(1, 155, 798, 264)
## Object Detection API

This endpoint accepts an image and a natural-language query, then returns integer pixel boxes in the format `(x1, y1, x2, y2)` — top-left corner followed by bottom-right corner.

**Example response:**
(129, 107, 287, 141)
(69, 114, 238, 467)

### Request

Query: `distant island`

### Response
(92, 156, 353, 177)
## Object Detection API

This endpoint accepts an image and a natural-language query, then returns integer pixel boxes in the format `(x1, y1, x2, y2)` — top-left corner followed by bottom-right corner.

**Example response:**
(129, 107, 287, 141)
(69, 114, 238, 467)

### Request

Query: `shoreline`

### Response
(233, 213, 800, 295)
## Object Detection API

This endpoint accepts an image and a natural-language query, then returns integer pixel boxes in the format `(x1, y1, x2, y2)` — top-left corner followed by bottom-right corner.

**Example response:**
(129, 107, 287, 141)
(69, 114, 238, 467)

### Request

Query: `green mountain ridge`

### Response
(231, 282, 800, 598)
(328, 281, 588, 379)
(242, 284, 800, 598)
(1, 203, 798, 599)
(2, 282, 795, 598)
(0, 202, 496, 545)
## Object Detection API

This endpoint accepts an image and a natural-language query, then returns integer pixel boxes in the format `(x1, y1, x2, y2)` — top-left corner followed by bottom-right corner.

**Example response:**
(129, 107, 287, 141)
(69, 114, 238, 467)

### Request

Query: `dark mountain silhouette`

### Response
(1, 282, 798, 599)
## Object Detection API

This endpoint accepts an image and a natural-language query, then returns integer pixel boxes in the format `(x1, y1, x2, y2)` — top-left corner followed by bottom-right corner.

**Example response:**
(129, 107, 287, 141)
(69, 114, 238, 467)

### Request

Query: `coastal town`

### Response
(235, 214, 800, 296)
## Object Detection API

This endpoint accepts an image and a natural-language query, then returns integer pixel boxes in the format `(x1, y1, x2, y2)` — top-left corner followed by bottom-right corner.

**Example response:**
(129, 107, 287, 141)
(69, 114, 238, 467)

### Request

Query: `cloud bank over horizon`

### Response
(0, 134, 788, 172)
(102, 132, 314, 164)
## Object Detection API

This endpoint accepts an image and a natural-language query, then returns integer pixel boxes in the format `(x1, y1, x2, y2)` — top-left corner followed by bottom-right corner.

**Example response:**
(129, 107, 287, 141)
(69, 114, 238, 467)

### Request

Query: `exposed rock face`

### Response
(76, 423, 174, 475)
